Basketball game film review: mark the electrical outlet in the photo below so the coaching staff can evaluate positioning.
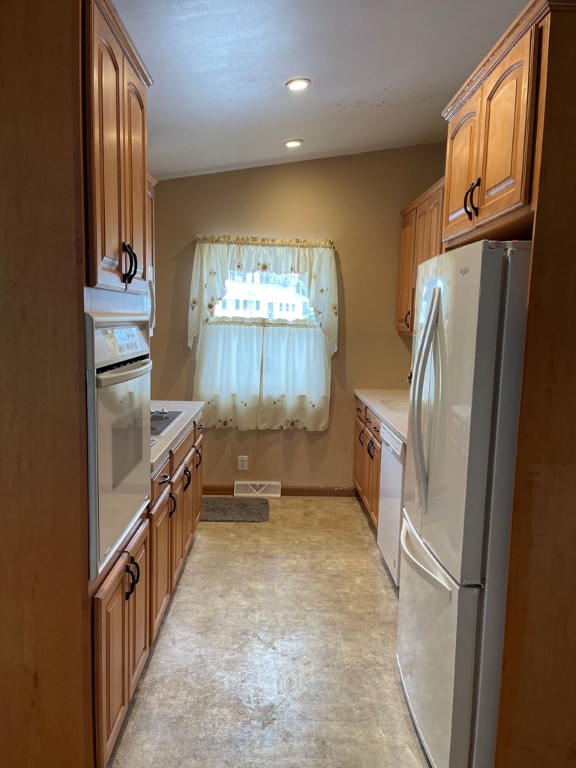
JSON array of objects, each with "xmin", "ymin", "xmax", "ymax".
[{"xmin": 237, "ymin": 455, "xmax": 248, "ymax": 471}]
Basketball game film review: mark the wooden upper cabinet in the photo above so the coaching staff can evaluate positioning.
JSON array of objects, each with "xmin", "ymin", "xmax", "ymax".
[
  {"xmin": 122, "ymin": 58, "xmax": 149, "ymax": 289},
  {"xmin": 396, "ymin": 207, "xmax": 417, "ymax": 333},
  {"xmin": 91, "ymin": 5, "xmax": 124, "ymax": 290},
  {"xmin": 87, "ymin": 0, "xmax": 152, "ymax": 294},
  {"xmin": 396, "ymin": 178, "xmax": 444, "ymax": 335},
  {"xmin": 442, "ymin": 24, "xmax": 537, "ymax": 244},
  {"xmin": 427, "ymin": 185, "xmax": 443, "ymax": 256},
  {"xmin": 414, "ymin": 197, "xmax": 431, "ymax": 271},
  {"xmin": 475, "ymin": 30, "xmax": 536, "ymax": 225},
  {"xmin": 443, "ymin": 90, "xmax": 482, "ymax": 241}
]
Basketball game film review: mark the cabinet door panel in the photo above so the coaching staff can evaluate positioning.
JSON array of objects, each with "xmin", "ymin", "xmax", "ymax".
[
  {"xmin": 414, "ymin": 199, "xmax": 431, "ymax": 272},
  {"xmin": 126, "ymin": 520, "xmax": 149, "ymax": 698},
  {"xmin": 170, "ymin": 470, "xmax": 186, "ymax": 590},
  {"xmin": 94, "ymin": 553, "xmax": 129, "ymax": 768},
  {"xmin": 427, "ymin": 187, "xmax": 443, "ymax": 261},
  {"xmin": 475, "ymin": 30, "xmax": 536, "ymax": 223},
  {"xmin": 353, "ymin": 416, "xmax": 365, "ymax": 495},
  {"xmin": 396, "ymin": 208, "xmax": 416, "ymax": 333},
  {"xmin": 90, "ymin": 6, "xmax": 125, "ymax": 290},
  {"xmin": 182, "ymin": 446, "xmax": 196, "ymax": 556},
  {"xmin": 150, "ymin": 488, "xmax": 171, "ymax": 642},
  {"xmin": 123, "ymin": 59, "xmax": 149, "ymax": 293},
  {"xmin": 369, "ymin": 437, "xmax": 382, "ymax": 528},
  {"xmin": 193, "ymin": 436, "xmax": 204, "ymax": 531},
  {"xmin": 442, "ymin": 90, "xmax": 482, "ymax": 241}
]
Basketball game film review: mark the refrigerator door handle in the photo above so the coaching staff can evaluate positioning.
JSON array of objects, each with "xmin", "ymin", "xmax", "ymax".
[
  {"xmin": 410, "ymin": 287, "xmax": 440, "ymax": 508},
  {"xmin": 401, "ymin": 518, "xmax": 452, "ymax": 599}
]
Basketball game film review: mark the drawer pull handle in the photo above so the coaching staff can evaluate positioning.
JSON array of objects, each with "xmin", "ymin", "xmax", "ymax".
[
  {"xmin": 158, "ymin": 472, "xmax": 170, "ymax": 485},
  {"xmin": 169, "ymin": 492, "xmax": 177, "ymax": 517},
  {"xmin": 130, "ymin": 555, "xmax": 141, "ymax": 585},
  {"xmin": 470, "ymin": 177, "xmax": 480, "ymax": 216},
  {"xmin": 125, "ymin": 564, "xmax": 136, "ymax": 600},
  {"xmin": 463, "ymin": 183, "xmax": 473, "ymax": 221}
]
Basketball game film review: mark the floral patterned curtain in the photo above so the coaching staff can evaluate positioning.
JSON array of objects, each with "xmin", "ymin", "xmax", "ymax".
[{"xmin": 188, "ymin": 235, "xmax": 338, "ymax": 430}]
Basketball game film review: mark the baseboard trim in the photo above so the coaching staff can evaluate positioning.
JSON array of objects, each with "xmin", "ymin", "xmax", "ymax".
[{"xmin": 203, "ymin": 484, "xmax": 356, "ymax": 497}]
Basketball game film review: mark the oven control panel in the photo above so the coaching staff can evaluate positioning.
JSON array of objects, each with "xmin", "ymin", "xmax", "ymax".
[
  {"xmin": 85, "ymin": 311, "xmax": 151, "ymax": 369},
  {"xmin": 101, "ymin": 326, "xmax": 146, "ymax": 359}
]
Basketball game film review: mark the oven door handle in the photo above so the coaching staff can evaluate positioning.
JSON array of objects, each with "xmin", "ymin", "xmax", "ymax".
[{"xmin": 96, "ymin": 359, "xmax": 153, "ymax": 388}]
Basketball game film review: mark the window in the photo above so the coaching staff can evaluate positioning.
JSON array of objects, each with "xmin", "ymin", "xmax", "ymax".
[{"xmin": 188, "ymin": 235, "xmax": 338, "ymax": 430}]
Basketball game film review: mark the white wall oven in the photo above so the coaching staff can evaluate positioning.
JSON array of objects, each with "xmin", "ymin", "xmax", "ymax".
[{"xmin": 86, "ymin": 312, "xmax": 152, "ymax": 580}]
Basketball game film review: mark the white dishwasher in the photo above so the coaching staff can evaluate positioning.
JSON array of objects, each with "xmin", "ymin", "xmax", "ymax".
[{"xmin": 376, "ymin": 422, "xmax": 406, "ymax": 586}]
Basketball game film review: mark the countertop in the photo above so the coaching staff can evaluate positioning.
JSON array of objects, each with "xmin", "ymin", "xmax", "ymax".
[
  {"xmin": 354, "ymin": 388, "xmax": 409, "ymax": 442},
  {"xmin": 150, "ymin": 400, "xmax": 204, "ymax": 473}
]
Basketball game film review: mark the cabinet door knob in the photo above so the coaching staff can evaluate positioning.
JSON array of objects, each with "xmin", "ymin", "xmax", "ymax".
[
  {"xmin": 183, "ymin": 467, "xmax": 192, "ymax": 491},
  {"xmin": 169, "ymin": 492, "xmax": 177, "ymax": 517}
]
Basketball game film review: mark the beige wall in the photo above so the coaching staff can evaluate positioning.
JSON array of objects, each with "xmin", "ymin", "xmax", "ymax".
[{"xmin": 151, "ymin": 143, "xmax": 445, "ymax": 490}]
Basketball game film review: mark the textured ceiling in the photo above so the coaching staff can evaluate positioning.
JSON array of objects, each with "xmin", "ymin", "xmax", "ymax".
[{"xmin": 115, "ymin": 0, "xmax": 528, "ymax": 180}]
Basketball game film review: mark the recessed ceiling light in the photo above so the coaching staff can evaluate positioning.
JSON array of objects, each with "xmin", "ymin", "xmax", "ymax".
[
  {"xmin": 284, "ymin": 139, "xmax": 303, "ymax": 149},
  {"xmin": 285, "ymin": 78, "xmax": 311, "ymax": 92}
]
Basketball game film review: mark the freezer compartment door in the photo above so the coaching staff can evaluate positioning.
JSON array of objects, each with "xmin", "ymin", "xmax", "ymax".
[{"xmin": 397, "ymin": 515, "xmax": 480, "ymax": 768}]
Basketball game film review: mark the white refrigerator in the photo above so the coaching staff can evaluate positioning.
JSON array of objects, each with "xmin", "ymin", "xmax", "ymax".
[{"xmin": 396, "ymin": 240, "xmax": 531, "ymax": 768}]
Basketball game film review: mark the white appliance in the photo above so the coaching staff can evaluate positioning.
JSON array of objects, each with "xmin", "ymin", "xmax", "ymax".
[
  {"xmin": 396, "ymin": 240, "xmax": 531, "ymax": 768},
  {"xmin": 86, "ymin": 312, "xmax": 152, "ymax": 580},
  {"xmin": 376, "ymin": 422, "xmax": 405, "ymax": 586}
]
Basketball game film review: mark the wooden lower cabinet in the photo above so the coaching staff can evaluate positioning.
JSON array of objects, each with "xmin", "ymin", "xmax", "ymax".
[
  {"xmin": 149, "ymin": 485, "xmax": 172, "ymax": 642},
  {"xmin": 94, "ymin": 518, "xmax": 149, "ymax": 768},
  {"xmin": 367, "ymin": 432, "xmax": 381, "ymax": 528},
  {"xmin": 127, "ymin": 523, "xmax": 150, "ymax": 698},
  {"xmin": 170, "ymin": 463, "xmax": 186, "ymax": 590},
  {"xmin": 181, "ymin": 446, "xmax": 196, "ymax": 556},
  {"xmin": 353, "ymin": 398, "xmax": 382, "ymax": 528},
  {"xmin": 353, "ymin": 415, "xmax": 365, "ymax": 497},
  {"xmin": 192, "ymin": 434, "xmax": 203, "ymax": 533},
  {"xmin": 93, "ymin": 417, "xmax": 205, "ymax": 764}
]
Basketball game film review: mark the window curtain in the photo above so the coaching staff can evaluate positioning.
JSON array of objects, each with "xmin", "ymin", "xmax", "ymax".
[{"xmin": 188, "ymin": 235, "xmax": 338, "ymax": 430}]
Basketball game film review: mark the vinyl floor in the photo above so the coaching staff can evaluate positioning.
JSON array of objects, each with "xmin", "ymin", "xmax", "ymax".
[{"xmin": 109, "ymin": 496, "xmax": 429, "ymax": 768}]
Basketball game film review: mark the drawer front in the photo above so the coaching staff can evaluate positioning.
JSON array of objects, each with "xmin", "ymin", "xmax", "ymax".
[
  {"xmin": 151, "ymin": 457, "xmax": 170, "ymax": 505},
  {"xmin": 365, "ymin": 408, "xmax": 382, "ymax": 440},
  {"xmin": 170, "ymin": 427, "xmax": 195, "ymax": 474},
  {"xmin": 354, "ymin": 397, "xmax": 366, "ymax": 422}
]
